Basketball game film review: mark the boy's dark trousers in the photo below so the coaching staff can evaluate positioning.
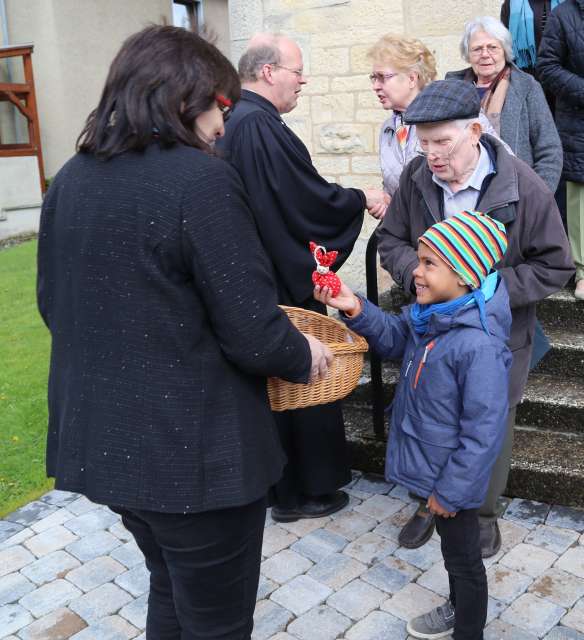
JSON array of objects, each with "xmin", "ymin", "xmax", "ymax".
[
  {"xmin": 110, "ymin": 497, "xmax": 266, "ymax": 640},
  {"xmin": 436, "ymin": 508, "xmax": 487, "ymax": 640}
]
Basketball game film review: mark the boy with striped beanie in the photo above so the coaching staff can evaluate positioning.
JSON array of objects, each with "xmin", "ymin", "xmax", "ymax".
[{"xmin": 314, "ymin": 210, "xmax": 511, "ymax": 640}]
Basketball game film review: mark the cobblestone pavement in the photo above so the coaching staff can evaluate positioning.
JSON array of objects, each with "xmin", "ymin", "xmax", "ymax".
[{"xmin": 2, "ymin": 472, "xmax": 584, "ymax": 639}]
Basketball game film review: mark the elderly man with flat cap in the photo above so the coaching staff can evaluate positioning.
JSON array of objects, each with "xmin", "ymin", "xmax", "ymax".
[{"xmin": 376, "ymin": 77, "xmax": 573, "ymax": 639}]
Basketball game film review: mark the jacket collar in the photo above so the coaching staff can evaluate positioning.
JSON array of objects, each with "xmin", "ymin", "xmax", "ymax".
[
  {"xmin": 411, "ymin": 134, "xmax": 518, "ymax": 225},
  {"xmin": 240, "ymin": 89, "xmax": 282, "ymax": 120}
]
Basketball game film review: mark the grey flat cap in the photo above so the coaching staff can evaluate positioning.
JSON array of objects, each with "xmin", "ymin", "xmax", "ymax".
[{"xmin": 404, "ymin": 79, "xmax": 481, "ymax": 124}]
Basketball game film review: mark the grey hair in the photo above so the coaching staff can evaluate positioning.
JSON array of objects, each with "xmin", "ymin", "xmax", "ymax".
[
  {"xmin": 460, "ymin": 16, "xmax": 514, "ymax": 63},
  {"xmin": 238, "ymin": 43, "xmax": 281, "ymax": 82},
  {"xmin": 454, "ymin": 117, "xmax": 481, "ymax": 130}
]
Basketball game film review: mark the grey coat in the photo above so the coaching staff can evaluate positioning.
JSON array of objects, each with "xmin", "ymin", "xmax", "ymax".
[{"xmin": 446, "ymin": 65, "xmax": 563, "ymax": 192}]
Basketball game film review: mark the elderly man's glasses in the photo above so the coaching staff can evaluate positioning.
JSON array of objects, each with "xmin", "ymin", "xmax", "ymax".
[
  {"xmin": 369, "ymin": 72, "xmax": 399, "ymax": 84},
  {"xmin": 469, "ymin": 44, "xmax": 502, "ymax": 58},
  {"xmin": 418, "ymin": 123, "xmax": 471, "ymax": 160},
  {"xmin": 272, "ymin": 64, "xmax": 304, "ymax": 77},
  {"xmin": 216, "ymin": 94, "xmax": 233, "ymax": 122}
]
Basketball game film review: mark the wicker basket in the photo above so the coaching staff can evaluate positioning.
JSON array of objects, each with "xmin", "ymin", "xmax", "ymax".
[{"xmin": 267, "ymin": 306, "xmax": 368, "ymax": 412}]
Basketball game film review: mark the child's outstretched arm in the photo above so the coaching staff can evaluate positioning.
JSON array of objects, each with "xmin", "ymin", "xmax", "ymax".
[{"xmin": 314, "ymin": 283, "xmax": 410, "ymax": 360}]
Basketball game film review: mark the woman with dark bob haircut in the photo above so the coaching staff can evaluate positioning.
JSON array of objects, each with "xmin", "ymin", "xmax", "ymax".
[{"xmin": 37, "ymin": 25, "xmax": 331, "ymax": 639}]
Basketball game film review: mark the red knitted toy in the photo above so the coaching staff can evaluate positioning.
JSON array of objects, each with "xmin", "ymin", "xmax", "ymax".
[{"xmin": 310, "ymin": 241, "xmax": 341, "ymax": 297}]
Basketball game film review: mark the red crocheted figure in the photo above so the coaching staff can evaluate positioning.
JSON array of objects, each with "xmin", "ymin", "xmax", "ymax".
[{"xmin": 310, "ymin": 241, "xmax": 341, "ymax": 297}]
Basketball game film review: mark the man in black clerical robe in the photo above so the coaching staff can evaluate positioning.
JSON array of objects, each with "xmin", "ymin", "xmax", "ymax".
[{"xmin": 218, "ymin": 33, "xmax": 387, "ymax": 522}]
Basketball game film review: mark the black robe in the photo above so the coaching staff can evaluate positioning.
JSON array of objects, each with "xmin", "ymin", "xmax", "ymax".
[{"xmin": 218, "ymin": 90, "xmax": 365, "ymax": 504}]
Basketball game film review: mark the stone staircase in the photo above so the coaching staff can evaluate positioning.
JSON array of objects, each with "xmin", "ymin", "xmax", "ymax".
[{"xmin": 343, "ymin": 287, "xmax": 584, "ymax": 507}]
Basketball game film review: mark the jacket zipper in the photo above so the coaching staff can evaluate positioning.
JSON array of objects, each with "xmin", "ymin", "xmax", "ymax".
[{"xmin": 414, "ymin": 340, "xmax": 436, "ymax": 389}]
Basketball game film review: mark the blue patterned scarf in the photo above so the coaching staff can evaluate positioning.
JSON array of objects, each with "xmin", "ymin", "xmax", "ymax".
[{"xmin": 509, "ymin": 0, "xmax": 564, "ymax": 69}]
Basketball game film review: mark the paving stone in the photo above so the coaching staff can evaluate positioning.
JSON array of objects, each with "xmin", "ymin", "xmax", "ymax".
[
  {"xmin": 343, "ymin": 532, "xmax": 398, "ymax": 565},
  {"xmin": 352, "ymin": 475, "xmax": 394, "ymax": 495},
  {"xmin": 66, "ymin": 496, "xmax": 100, "ymax": 516},
  {"xmin": 69, "ymin": 614, "xmax": 139, "ymax": 639},
  {"xmin": 500, "ymin": 543, "xmax": 558, "ymax": 578},
  {"xmin": 31, "ymin": 509, "xmax": 73, "ymax": 533},
  {"xmin": 0, "ymin": 522, "xmax": 24, "ymax": 545},
  {"xmin": 325, "ymin": 512, "xmax": 377, "ymax": 541},
  {"xmin": 326, "ymin": 578, "xmax": 387, "ymax": 620},
  {"xmin": 381, "ymin": 583, "xmax": 445, "ymax": 622},
  {"xmin": 21, "ymin": 550, "xmax": 80, "ymax": 585},
  {"xmin": 270, "ymin": 574, "xmax": 332, "ymax": 616},
  {"xmin": 499, "ymin": 518, "xmax": 531, "ymax": 552},
  {"xmin": 416, "ymin": 560, "xmax": 450, "ymax": 597},
  {"xmin": 3, "ymin": 501, "xmax": 56, "ymax": 527},
  {"xmin": 261, "ymin": 526, "xmax": 298, "ymax": 558},
  {"xmin": 526, "ymin": 525, "xmax": 580, "ymax": 555},
  {"xmin": 109, "ymin": 541, "xmax": 144, "ymax": 568},
  {"xmin": 557, "ymin": 547, "xmax": 584, "ymax": 579},
  {"xmin": 290, "ymin": 529, "xmax": 347, "ymax": 563},
  {"xmin": 372, "ymin": 508, "xmax": 418, "ymax": 544},
  {"xmin": 64, "ymin": 509, "xmax": 120, "ymax": 537},
  {"xmin": 70, "ymin": 582, "xmax": 134, "ymax": 623},
  {"xmin": 504, "ymin": 498, "xmax": 551, "ymax": 527},
  {"xmin": 40, "ymin": 490, "xmax": 81, "ymax": 507},
  {"xmin": 261, "ymin": 549, "xmax": 312, "ymax": 584},
  {"xmin": 329, "ymin": 494, "xmax": 362, "ymax": 518},
  {"xmin": 0, "ymin": 546, "xmax": 34, "ymax": 577},
  {"xmin": 0, "ymin": 527, "xmax": 34, "ymax": 550},
  {"xmin": 135, "ymin": 635, "xmax": 145, "ymax": 640},
  {"xmin": 548, "ymin": 507, "xmax": 584, "ymax": 533},
  {"xmin": 257, "ymin": 575, "xmax": 277, "ymax": 601},
  {"xmin": 286, "ymin": 604, "xmax": 351, "ymax": 640},
  {"xmin": 19, "ymin": 579, "xmax": 82, "ymax": 617},
  {"xmin": 361, "ymin": 556, "xmax": 420, "ymax": 594},
  {"xmin": 484, "ymin": 618, "xmax": 539, "ymax": 639},
  {"xmin": 24, "ymin": 526, "xmax": 78, "ymax": 557},
  {"xmin": 251, "ymin": 599, "xmax": 293, "ymax": 640},
  {"xmin": 114, "ymin": 565, "xmax": 150, "ymax": 597},
  {"xmin": 0, "ymin": 603, "xmax": 33, "ymax": 637},
  {"xmin": 109, "ymin": 521, "xmax": 134, "ymax": 543},
  {"xmin": 67, "ymin": 556, "xmax": 126, "ymax": 592},
  {"xmin": 530, "ymin": 569, "xmax": 584, "ymax": 608},
  {"xmin": 67, "ymin": 530, "xmax": 121, "ymax": 562},
  {"xmin": 18, "ymin": 607, "xmax": 87, "ymax": 639},
  {"xmin": 345, "ymin": 610, "xmax": 408, "ymax": 640},
  {"xmin": 487, "ymin": 565, "xmax": 533, "ymax": 604},
  {"xmin": 387, "ymin": 485, "xmax": 417, "ymax": 503},
  {"xmin": 266, "ymin": 634, "xmax": 295, "ymax": 640},
  {"xmin": 500, "ymin": 592, "xmax": 566, "ymax": 637},
  {"xmin": 487, "ymin": 596, "xmax": 508, "ymax": 623},
  {"xmin": 278, "ymin": 517, "xmax": 330, "ymax": 538},
  {"xmin": 307, "ymin": 553, "xmax": 366, "ymax": 589},
  {"xmin": 562, "ymin": 599, "xmax": 584, "ymax": 634},
  {"xmin": 0, "ymin": 573, "xmax": 35, "ymax": 605},
  {"xmin": 118, "ymin": 593, "xmax": 147, "ymax": 629},
  {"xmin": 353, "ymin": 495, "xmax": 405, "ymax": 522},
  {"xmin": 546, "ymin": 625, "xmax": 584, "ymax": 639},
  {"xmin": 394, "ymin": 538, "xmax": 442, "ymax": 571}
]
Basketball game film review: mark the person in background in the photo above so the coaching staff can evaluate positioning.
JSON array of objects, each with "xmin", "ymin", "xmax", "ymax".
[
  {"xmin": 218, "ymin": 33, "xmax": 387, "ymax": 523},
  {"xmin": 538, "ymin": 0, "xmax": 584, "ymax": 300},
  {"xmin": 446, "ymin": 15, "xmax": 562, "ymax": 194},
  {"xmin": 37, "ymin": 25, "xmax": 332, "ymax": 639}
]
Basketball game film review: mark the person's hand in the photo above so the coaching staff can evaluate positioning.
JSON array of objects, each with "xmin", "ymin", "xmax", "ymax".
[
  {"xmin": 303, "ymin": 334, "xmax": 334, "ymax": 383},
  {"xmin": 364, "ymin": 189, "xmax": 391, "ymax": 220},
  {"xmin": 314, "ymin": 282, "xmax": 361, "ymax": 316},
  {"xmin": 427, "ymin": 494, "xmax": 457, "ymax": 518}
]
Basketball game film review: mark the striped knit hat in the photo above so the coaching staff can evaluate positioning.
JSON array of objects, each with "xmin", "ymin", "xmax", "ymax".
[{"xmin": 419, "ymin": 210, "xmax": 508, "ymax": 289}]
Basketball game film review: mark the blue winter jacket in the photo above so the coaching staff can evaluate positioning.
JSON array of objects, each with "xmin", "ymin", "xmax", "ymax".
[{"xmin": 344, "ymin": 277, "xmax": 512, "ymax": 512}]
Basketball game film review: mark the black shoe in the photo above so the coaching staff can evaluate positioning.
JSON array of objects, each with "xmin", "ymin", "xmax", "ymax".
[
  {"xmin": 479, "ymin": 519, "xmax": 502, "ymax": 558},
  {"xmin": 398, "ymin": 505, "xmax": 435, "ymax": 549},
  {"xmin": 271, "ymin": 490, "xmax": 349, "ymax": 523}
]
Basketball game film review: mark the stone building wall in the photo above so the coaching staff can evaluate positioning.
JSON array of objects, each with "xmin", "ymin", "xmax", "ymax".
[{"xmin": 228, "ymin": 0, "xmax": 505, "ymax": 290}]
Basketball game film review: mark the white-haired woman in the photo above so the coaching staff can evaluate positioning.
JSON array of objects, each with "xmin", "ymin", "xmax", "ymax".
[{"xmin": 446, "ymin": 15, "xmax": 562, "ymax": 192}]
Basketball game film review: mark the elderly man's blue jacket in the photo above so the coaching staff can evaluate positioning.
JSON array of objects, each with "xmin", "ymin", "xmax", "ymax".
[{"xmin": 344, "ymin": 278, "xmax": 512, "ymax": 512}]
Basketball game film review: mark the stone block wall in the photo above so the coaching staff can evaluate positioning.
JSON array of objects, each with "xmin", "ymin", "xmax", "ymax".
[{"xmin": 229, "ymin": 0, "xmax": 505, "ymax": 290}]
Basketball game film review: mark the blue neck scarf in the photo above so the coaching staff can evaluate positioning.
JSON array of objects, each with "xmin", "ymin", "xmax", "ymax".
[
  {"xmin": 509, "ymin": 0, "xmax": 564, "ymax": 69},
  {"xmin": 410, "ymin": 272, "xmax": 498, "ymax": 336}
]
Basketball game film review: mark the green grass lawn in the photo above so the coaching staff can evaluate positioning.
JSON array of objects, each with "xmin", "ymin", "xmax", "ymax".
[{"xmin": 0, "ymin": 239, "xmax": 53, "ymax": 517}]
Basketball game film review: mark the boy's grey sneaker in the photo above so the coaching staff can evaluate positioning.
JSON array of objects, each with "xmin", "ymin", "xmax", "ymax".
[{"xmin": 406, "ymin": 601, "xmax": 455, "ymax": 639}]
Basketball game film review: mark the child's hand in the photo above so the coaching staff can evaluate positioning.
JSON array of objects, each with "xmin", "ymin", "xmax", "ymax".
[
  {"xmin": 314, "ymin": 282, "xmax": 360, "ymax": 316},
  {"xmin": 427, "ymin": 494, "xmax": 457, "ymax": 518}
]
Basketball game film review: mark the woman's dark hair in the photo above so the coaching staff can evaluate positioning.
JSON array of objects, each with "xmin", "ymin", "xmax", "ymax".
[{"xmin": 77, "ymin": 25, "xmax": 240, "ymax": 159}]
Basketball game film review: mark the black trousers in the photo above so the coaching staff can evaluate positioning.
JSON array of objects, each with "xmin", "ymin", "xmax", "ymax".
[
  {"xmin": 436, "ymin": 509, "xmax": 487, "ymax": 640},
  {"xmin": 110, "ymin": 497, "xmax": 266, "ymax": 640}
]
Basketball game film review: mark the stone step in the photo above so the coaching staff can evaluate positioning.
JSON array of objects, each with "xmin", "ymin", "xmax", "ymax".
[
  {"xmin": 532, "ymin": 326, "xmax": 584, "ymax": 379},
  {"xmin": 343, "ymin": 404, "xmax": 584, "ymax": 507},
  {"xmin": 346, "ymin": 364, "xmax": 584, "ymax": 435}
]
